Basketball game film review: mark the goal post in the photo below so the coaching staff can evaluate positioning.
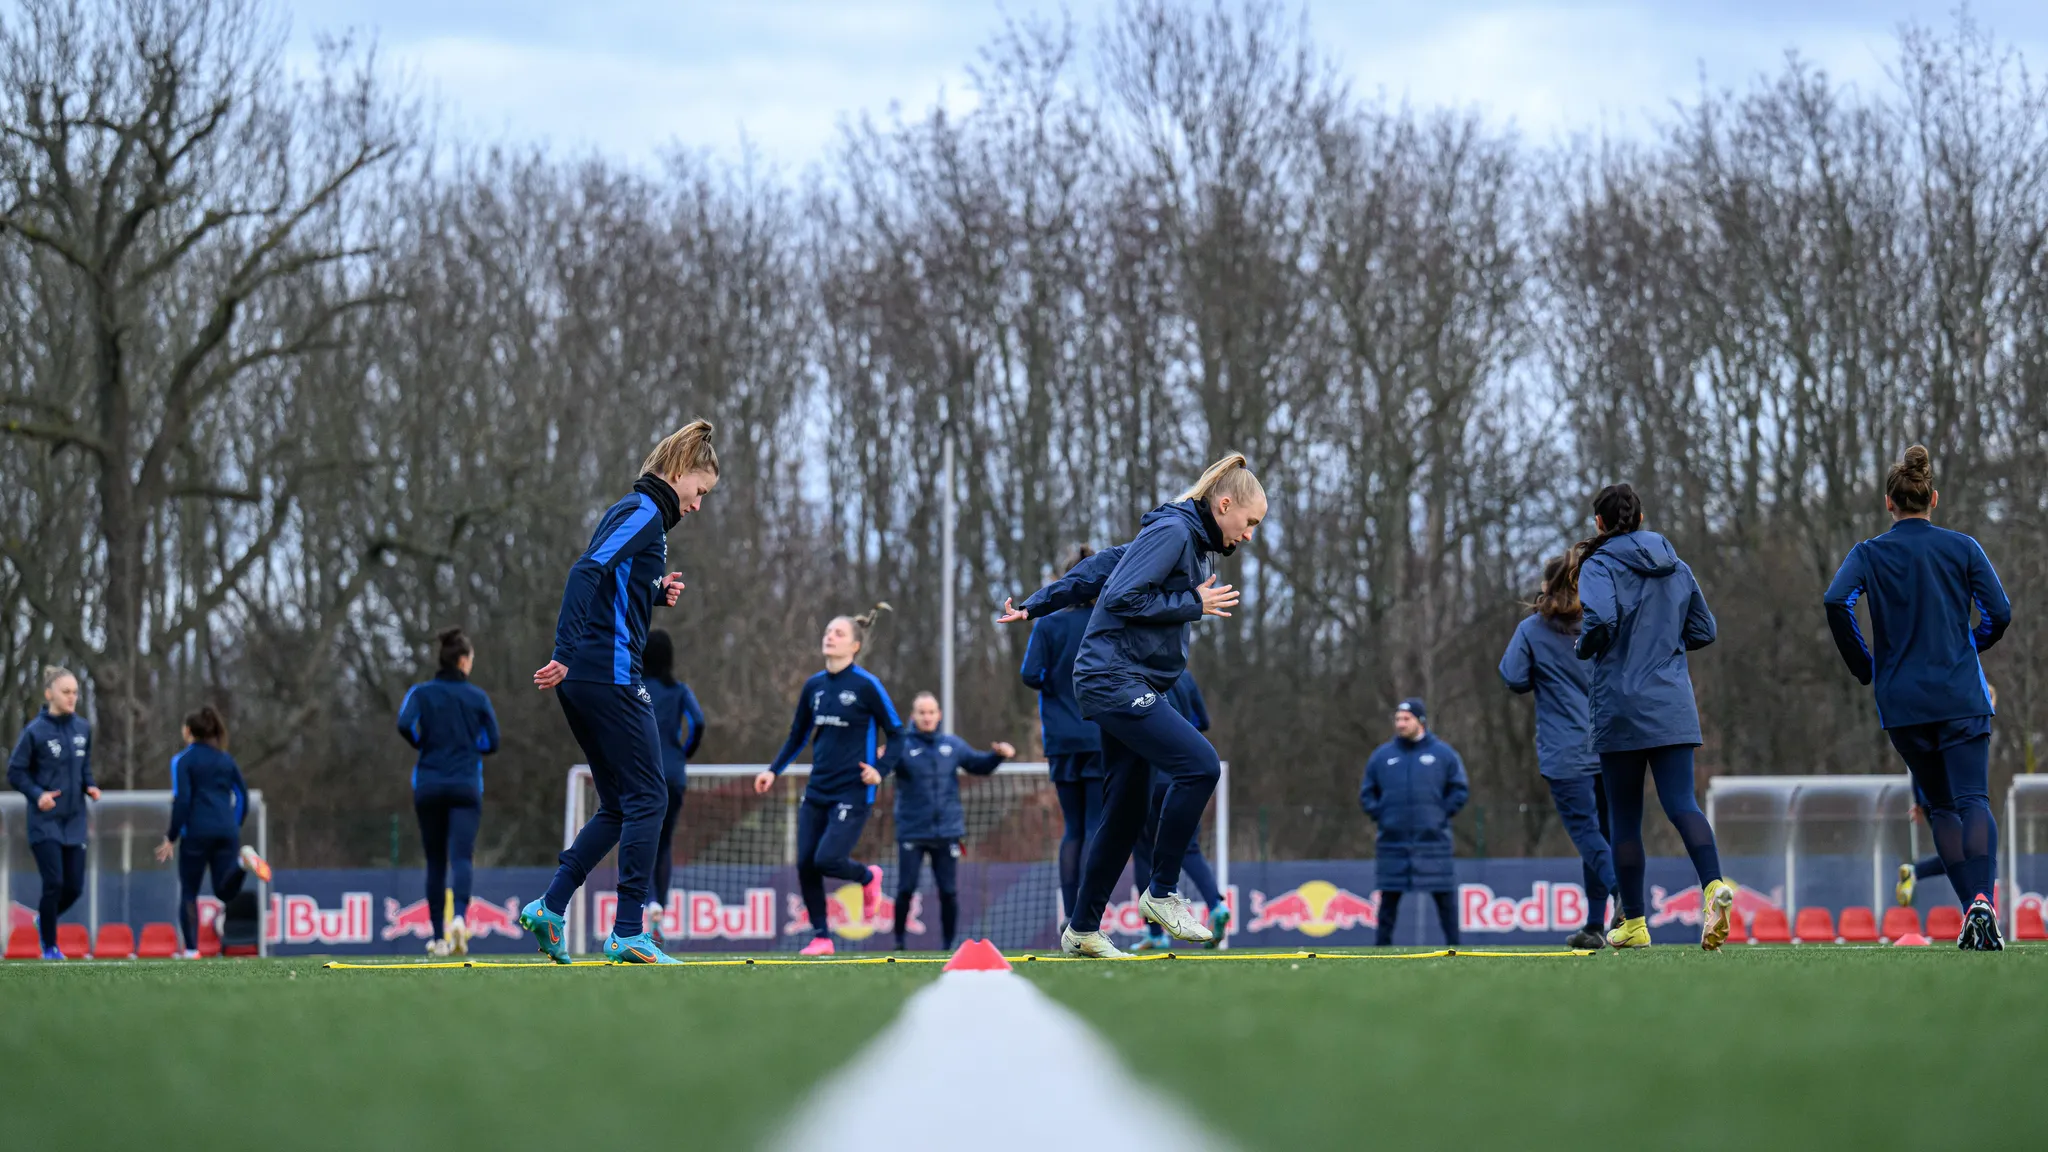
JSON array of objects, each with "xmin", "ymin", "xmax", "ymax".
[
  {"xmin": 2004, "ymin": 775, "xmax": 2048, "ymax": 938},
  {"xmin": 562, "ymin": 761, "xmax": 1230, "ymax": 954}
]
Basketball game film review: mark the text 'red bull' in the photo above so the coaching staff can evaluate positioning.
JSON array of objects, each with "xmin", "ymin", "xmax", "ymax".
[
  {"xmin": 592, "ymin": 889, "xmax": 777, "ymax": 941},
  {"xmin": 1459, "ymin": 882, "xmax": 1611, "ymax": 933},
  {"xmin": 253, "ymin": 892, "xmax": 373, "ymax": 945}
]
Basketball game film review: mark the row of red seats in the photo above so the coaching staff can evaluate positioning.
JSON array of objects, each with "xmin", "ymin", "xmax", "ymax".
[
  {"xmin": 1727, "ymin": 903, "xmax": 2048, "ymax": 944},
  {"xmin": 3, "ymin": 921, "xmax": 240, "ymax": 959}
]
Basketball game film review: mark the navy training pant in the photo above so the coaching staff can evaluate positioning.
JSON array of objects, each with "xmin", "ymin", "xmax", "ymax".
[
  {"xmin": 1377, "ymin": 889, "xmax": 1459, "ymax": 947},
  {"xmin": 1070, "ymin": 696, "xmax": 1220, "ymax": 933},
  {"xmin": 29, "ymin": 841, "xmax": 85, "ymax": 951},
  {"xmin": 894, "ymin": 838, "xmax": 960, "ymax": 948},
  {"xmin": 796, "ymin": 797, "xmax": 872, "ymax": 940},
  {"xmin": 652, "ymin": 781, "xmax": 687, "ymax": 908},
  {"xmin": 1130, "ymin": 771, "xmax": 1222, "ymax": 908},
  {"xmin": 543, "ymin": 680, "xmax": 666, "ymax": 939},
  {"xmin": 176, "ymin": 834, "xmax": 248, "ymax": 952},
  {"xmin": 1545, "ymin": 774, "xmax": 1617, "ymax": 929},
  {"xmin": 1054, "ymin": 777, "xmax": 1106, "ymax": 920},
  {"xmin": 415, "ymin": 791, "xmax": 480, "ymax": 939},
  {"xmin": 1891, "ymin": 729, "xmax": 1995, "ymax": 906},
  {"xmin": 1601, "ymin": 745, "xmax": 1722, "ymax": 920}
]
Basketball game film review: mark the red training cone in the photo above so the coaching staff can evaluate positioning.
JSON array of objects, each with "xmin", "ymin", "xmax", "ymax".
[
  {"xmin": 1891, "ymin": 933, "xmax": 1930, "ymax": 947},
  {"xmin": 943, "ymin": 938, "xmax": 1012, "ymax": 972}
]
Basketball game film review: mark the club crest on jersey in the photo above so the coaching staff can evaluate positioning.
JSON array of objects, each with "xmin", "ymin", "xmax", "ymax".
[
  {"xmin": 47, "ymin": 740, "xmax": 62, "ymax": 757},
  {"xmin": 1420, "ymin": 754, "xmax": 1436, "ymax": 765},
  {"xmin": 1132, "ymin": 692, "xmax": 1157, "ymax": 709},
  {"xmin": 636, "ymin": 685, "xmax": 652, "ymax": 705},
  {"xmin": 839, "ymin": 690, "xmax": 858, "ymax": 706}
]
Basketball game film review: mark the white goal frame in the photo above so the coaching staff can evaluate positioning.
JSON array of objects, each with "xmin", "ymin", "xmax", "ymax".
[
  {"xmin": 2005, "ymin": 775, "xmax": 2048, "ymax": 937},
  {"xmin": 1704, "ymin": 775, "xmax": 1914, "ymax": 921}
]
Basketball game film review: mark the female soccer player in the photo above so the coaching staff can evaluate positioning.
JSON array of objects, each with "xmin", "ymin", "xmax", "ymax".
[
  {"xmin": 890, "ymin": 691, "xmax": 1014, "ymax": 950},
  {"xmin": 1129, "ymin": 669, "xmax": 1229, "ymax": 951},
  {"xmin": 522, "ymin": 420, "xmax": 719, "ymax": 965},
  {"xmin": 8, "ymin": 666, "xmax": 100, "ymax": 959},
  {"xmin": 1500, "ymin": 554, "xmax": 1618, "ymax": 950},
  {"xmin": 1570, "ymin": 484, "xmax": 1735, "ymax": 951},
  {"xmin": 1055, "ymin": 453, "xmax": 1265, "ymax": 958},
  {"xmin": 1825, "ymin": 445, "xmax": 2011, "ymax": 949},
  {"xmin": 153, "ymin": 705, "xmax": 272, "ymax": 958},
  {"xmin": 397, "ymin": 627, "xmax": 500, "ymax": 956},
  {"xmin": 643, "ymin": 628, "xmax": 705, "ymax": 940},
  {"xmin": 754, "ymin": 605, "xmax": 904, "ymax": 956},
  {"xmin": 1018, "ymin": 545, "xmax": 1107, "ymax": 925}
]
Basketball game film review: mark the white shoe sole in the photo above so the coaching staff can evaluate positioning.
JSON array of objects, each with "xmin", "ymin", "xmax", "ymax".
[{"xmin": 1137, "ymin": 892, "xmax": 1213, "ymax": 943}]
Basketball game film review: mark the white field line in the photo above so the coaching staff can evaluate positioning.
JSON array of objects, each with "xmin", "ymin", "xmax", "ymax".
[{"xmin": 774, "ymin": 969, "xmax": 1230, "ymax": 1152}]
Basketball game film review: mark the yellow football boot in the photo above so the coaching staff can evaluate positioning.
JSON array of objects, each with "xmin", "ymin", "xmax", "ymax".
[
  {"xmin": 1607, "ymin": 916, "xmax": 1651, "ymax": 949},
  {"xmin": 1700, "ymin": 879, "xmax": 1737, "ymax": 951}
]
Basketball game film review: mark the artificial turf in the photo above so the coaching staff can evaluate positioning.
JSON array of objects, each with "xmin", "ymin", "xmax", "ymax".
[{"xmin": 1, "ymin": 946, "xmax": 2040, "ymax": 1151}]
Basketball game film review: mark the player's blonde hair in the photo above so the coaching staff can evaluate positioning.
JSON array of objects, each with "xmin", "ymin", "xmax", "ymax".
[
  {"xmin": 641, "ymin": 419, "xmax": 719, "ymax": 479},
  {"xmin": 1178, "ymin": 453, "xmax": 1266, "ymax": 506}
]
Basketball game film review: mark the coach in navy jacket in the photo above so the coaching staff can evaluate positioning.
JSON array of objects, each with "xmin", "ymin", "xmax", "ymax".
[
  {"xmin": 1574, "ymin": 531, "xmax": 1716, "ymax": 752},
  {"xmin": 1360, "ymin": 704, "xmax": 1470, "ymax": 892},
  {"xmin": 893, "ymin": 727, "xmax": 1007, "ymax": 842}
]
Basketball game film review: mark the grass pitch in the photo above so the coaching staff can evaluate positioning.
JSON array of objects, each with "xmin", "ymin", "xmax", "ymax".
[{"xmin": 1, "ymin": 946, "xmax": 2040, "ymax": 1150}]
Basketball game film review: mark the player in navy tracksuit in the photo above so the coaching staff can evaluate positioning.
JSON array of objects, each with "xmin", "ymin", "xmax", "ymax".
[
  {"xmin": 890, "ymin": 691, "xmax": 1013, "ymax": 950},
  {"xmin": 154, "ymin": 706, "xmax": 272, "ymax": 956},
  {"xmin": 1360, "ymin": 699, "xmax": 1468, "ymax": 947},
  {"xmin": 7, "ymin": 667, "xmax": 101, "ymax": 959},
  {"xmin": 642, "ymin": 628, "xmax": 705, "ymax": 940},
  {"xmin": 1825, "ymin": 445, "xmax": 2012, "ymax": 950},
  {"xmin": 1571, "ymin": 484, "xmax": 1736, "ymax": 951},
  {"xmin": 397, "ymin": 627, "xmax": 500, "ymax": 956},
  {"xmin": 523, "ymin": 420, "xmax": 719, "ymax": 965},
  {"xmin": 756, "ymin": 605, "xmax": 905, "ymax": 956},
  {"xmin": 1017, "ymin": 455, "xmax": 1265, "ymax": 958},
  {"xmin": 1017, "ymin": 545, "xmax": 1109, "ymax": 923},
  {"xmin": 1500, "ymin": 554, "xmax": 1618, "ymax": 950},
  {"xmin": 1129, "ymin": 670, "xmax": 1229, "ymax": 951}
]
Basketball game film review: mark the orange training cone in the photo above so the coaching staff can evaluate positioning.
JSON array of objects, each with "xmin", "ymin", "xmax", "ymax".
[
  {"xmin": 1891, "ymin": 933, "xmax": 1930, "ymax": 946},
  {"xmin": 943, "ymin": 938, "xmax": 1012, "ymax": 972}
]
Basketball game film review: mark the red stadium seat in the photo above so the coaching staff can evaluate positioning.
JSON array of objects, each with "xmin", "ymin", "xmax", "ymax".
[
  {"xmin": 137, "ymin": 922, "xmax": 180, "ymax": 958},
  {"xmin": 1793, "ymin": 907, "xmax": 1836, "ymax": 943},
  {"xmin": 1725, "ymin": 910, "xmax": 1749, "ymax": 944},
  {"xmin": 1749, "ymin": 908, "xmax": 1792, "ymax": 943},
  {"xmin": 198, "ymin": 921, "xmax": 222, "ymax": 957},
  {"xmin": 1838, "ymin": 907, "xmax": 1879, "ymax": 943},
  {"xmin": 1880, "ymin": 906, "xmax": 1922, "ymax": 942},
  {"xmin": 56, "ymin": 923, "xmax": 89, "ymax": 958},
  {"xmin": 5, "ymin": 925, "xmax": 39, "ymax": 959},
  {"xmin": 2018, "ymin": 907, "xmax": 2048, "ymax": 941},
  {"xmin": 1927, "ymin": 905, "xmax": 1964, "ymax": 942},
  {"xmin": 93, "ymin": 923, "xmax": 136, "ymax": 959}
]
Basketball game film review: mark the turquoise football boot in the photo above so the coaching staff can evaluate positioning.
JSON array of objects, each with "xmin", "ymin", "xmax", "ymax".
[
  {"xmin": 605, "ymin": 930, "xmax": 683, "ymax": 964},
  {"xmin": 518, "ymin": 898, "xmax": 572, "ymax": 965}
]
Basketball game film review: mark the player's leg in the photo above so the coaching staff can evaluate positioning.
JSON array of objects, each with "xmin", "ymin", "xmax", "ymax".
[
  {"xmin": 415, "ymin": 794, "xmax": 452, "ymax": 943},
  {"xmin": 650, "ymin": 780, "xmax": 685, "ymax": 935},
  {"xmin": 1942, "ymin": 735, "xmax": 2001, "ymax": 949},
  {"xmin": 1430, "ymin": 889, "xmax": 1460, "ymax": 946},
  {"xmin": 604, "ymin": 688, "xmax": 666, "ymax": 945},
  {"xmin": 795, "ymin": 799, "xmax": 834, "ymax": 953},
  {"xmin": 1599, "ymin": 751, "xmax": 1651, "ymax": 947},
  {"xmin": 1064, "ymin": 731, "xmax": 1150, "ymax": 956},
  {"xmin": 445, "ymin": 799, "xmax": 480, "ymax": 954},
  {"xmin": 1099, "ymin": 703, "xmax": 1219, "ymax": 942},
  {"xmin": 1644, "ymin": 745, "xmax": 1734, "ymax": 950},
  {"xmin": 931, "ymin": 842, "xmax": 961, "ymax": 950},
  {"xmin": 810, "ymin": 801, "xmax": 878, "ymax": 930},
  {"xmin": 1547, "ymin": 774, "xmax": 1615, "ymax": 947},
  {"xmin": 173, "ymin": 839, "xmax": 208, "ymax": 956},
  {"xmin": 893, "ymin": 839, "xmax": 924, "ymax": 950},
  {"xmin": 1376, "ymin": 890, "xmax": 1404, "ymax": 947},
  {"xmin": 1054, "ymin": 777, "xmax": 1088, "ymax": 922},
  {"xmin": 1128, "ymin": 772, "xmax": 1168, "ymax": 951},
  {"xmin": 522, "ymin": 683, "xmax": 619, "ymax": 961},
  {"xmin": 1892, "ymin": 738, "xmax": 1971, "ymax": 907}
]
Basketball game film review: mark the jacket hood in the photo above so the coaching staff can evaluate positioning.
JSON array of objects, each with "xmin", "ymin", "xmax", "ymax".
[
  {"xmin": 1142, "ymin": 499, "xmax": 1231, "ymax": 556},
  {"xmin": 1593, "ymin": 530, "xmax": 1681, "ymax": 577}
]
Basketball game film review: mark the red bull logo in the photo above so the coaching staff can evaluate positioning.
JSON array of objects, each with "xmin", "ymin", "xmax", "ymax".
[
  {"xmin": 1244, "ymin": 880, "xmax": 1377, "ymax": 937},
  {"xmin": 1649, "ymin": 882, "xmax": 1781, "ymax": 927},
  {"xmin": 782, "ymin": 886, "xmax": 921, "ymax": 940},
  {"xmin": 381, "ymin": 897, "xmax": 525, "ymax": 941},
  {"xmin": 262, "ymin": 892, "xmax": 373, "ymax": 945},
  {"xmin": 1459, "ymin": 882, "xmax": 1609, "ymax": 933}
]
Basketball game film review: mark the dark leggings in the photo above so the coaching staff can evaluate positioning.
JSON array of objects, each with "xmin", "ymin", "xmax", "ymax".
[
  {"xmin": 175, "ymin": 835, "xmax": 248, "ymax": 952},
  {"xmin": 29, "ymin": 841, "xmax": 85, "ymax": 951},
  {"xmin": 1131, "ymin": 774, "xmax": 1222, "ymax": 908},
  {"xmin": 415, "ymin": 794, "xmax": 481, "ymax": 939},
  {"xmin": 796, "ymin": 798, "xmax": 872, "ymax": 939},
  {"xmin": 1893, "ymin": 734, "xmax": 1995, "ymax": 905},
  {"xmin": 894, "ymin": 840, "xmax": 961, "ymax": 948},
  {"xmin": 1545, "ymin": 774, "xmax": 1617, "ymax": 929},
  {"xmin": 1601, "ymin": 745, "xmax": 1722, "ymax": 920},
  {"xmin": 652, "ymin": 782, "xmax": 686, "ymax": 907},
  {"xmin": 1377, "ymin": 890, "xmax": 1460, "ymax": 947},
  {"xmin": 1071, "ymin": 701, "xmax": 1221, "ymax": 932},
  {"xmin": 1054, "ymin": 777, "xmax": 1106, "ymax": 920}
]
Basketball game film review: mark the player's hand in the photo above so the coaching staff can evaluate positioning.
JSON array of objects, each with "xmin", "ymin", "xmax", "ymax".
[
  {"xmin": 660, "ymin": 572, "xmax": 686, "ymax": 606},
  {"xmin": 995, "ymin": 597, "xmax": 1029, "ymax": 624},
  {"xmin": 36, "ymin": 791, "xmax": 58, "ymax": 812},
  {"xmin": 154, "ymin": 839, "xmax": 175, "ymax": 864},
  {"xmin": 533, "ymin": 661, "xmax": 567, "ymax": 690},
  {"xmin": 1198, "ymin": 574, "xmax": 1239, "ymax": 617},
  {"xmin": 859, "ymin": 763, "xmax": 882, "ymax": 786},
  {"xmin": 753, "ymin": 771, "xmax": 776, "ymax": 794},
  {"xmin": 991, "ymin": 742, "xmax": 1016, "ymax": 758},
  {"xmin": 85, "ymin": 786, "xmax": 101, "ymax": 801}
]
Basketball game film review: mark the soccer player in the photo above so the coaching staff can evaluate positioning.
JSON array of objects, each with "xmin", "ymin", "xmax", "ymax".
[
  {"xmin": 1017, "ymin": 546, "xmax": 1107, "ymax": 928},
  {"xmin": 890, "ymin": 691, "xmax": 1015, "ymax": 950},
  {"xmin": 1500, "ymin": 555, "xmax": 1618, "ymax": 950},
  {"xmin": 1056, "ymin": 453, "xmax": 1266, "ymax": 958},
  {"xmin": 1825, "ymin": 445, "xmax": 2011, "ymax": 950},
  {"xmin": 522, "ymin": 420, "xmax": 719, "ymax": 965},
  {"xmin": 753, "ymin": 605, "xmax": 904, "ymax": 956},
  {"xmin": 1129, "ymin": 669, "xmax": 1229, "ymax": 952},
  {"xmin": 397, "ymin": 627, "xmax": 499, "ymax": 956},
  {"xmin": 8, "ymin": 667, "xmax": 100, "ymax": 960},
  {"xmin": 1571, "ymin": 484, "xmax": 1736, "ymax": 951},
  {"xmin": 643, "ymin": 628, "xmax": 705, "ymax": 942},
  {"xmin": 1359, "ymin": 699, "xmax": 1468, "ymax": 948},
  {"xmin": 154, "ymin": 705, "xmax": 272, "ymax": 958}
]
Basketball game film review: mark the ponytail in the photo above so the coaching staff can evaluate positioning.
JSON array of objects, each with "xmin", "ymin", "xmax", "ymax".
[
  {"xmin": 1886, "ymin": 444, "xmax": 1934, "ymax": 514},
  {"xmin": 1178, "ymin": 453, "xmax": 1266, "ymax": 507},
  {"xmin": 1565, "ymin": 484, "xmax": 1644, "ymax": 595},
  {"xmin": 436, "ymin": 627, "xmax": 472, "ymax": 672},
  {"xmin": 848, "ymin": 602, "xmax": 892, "ymax": 645},
  {"xmin": 642, "ymin": 419, "xmax": 720, "ymax": 479},
  {"xmin": 185, "ymin": 705, "xmax": 228, "ymax": 748},
  {"xmin": 1531, "ymin": 554, "xmax": 1582, "ymax": 626}
]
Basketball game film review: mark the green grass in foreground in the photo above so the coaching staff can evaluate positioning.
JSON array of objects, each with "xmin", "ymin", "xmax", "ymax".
[{"xmin": 1, "ymin": 946, "xmax": 2041, "ymax": 1151}]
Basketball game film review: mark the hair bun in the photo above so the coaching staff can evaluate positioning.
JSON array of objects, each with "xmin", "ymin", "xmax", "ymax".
[{"xmin": 1902, "ymin": 444, "xmax": 1930, "ymax": 475}]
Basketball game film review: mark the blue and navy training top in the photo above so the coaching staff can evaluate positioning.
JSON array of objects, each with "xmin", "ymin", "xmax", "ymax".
[
  {"xmin": 551, "ymin": 474, "xmax": 682, "ymax": 685},
  {"xmin": 1823, "ymin": 517, "xmax": 2011, "ymax": 730},
  {"xmin": 1499, "ymin": 613, "xmax": 1598, "ymax": 779},
  {"xmin": 767, "ymin": 665, "xmax": 905, "ymax": 805},
  {"xmin": 649, "ymin": 677, "xmax": 705, "ymax": 788},
  {"xmin": 1019, "ymin": 607, "xmax": 1101, "ymax": 755},
  {"xmin": 7, "ymin": 707, "xmax": 93, "ymax": 846},
  {"xmin": 1073, "ymin": 500, "xmax": 1230, "ymax": 718},
  {"xmin": 398, "ymin": 669, "xmax": 500, "ymax": 796},
  {"xmin": 166, "ymin": 742, "xmax": 248, "ymax": 842}
]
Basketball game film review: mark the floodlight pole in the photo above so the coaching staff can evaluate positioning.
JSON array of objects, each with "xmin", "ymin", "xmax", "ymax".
[{"xmin": 940, "ymin": 421, "xmax": 956, "ymax": 734}]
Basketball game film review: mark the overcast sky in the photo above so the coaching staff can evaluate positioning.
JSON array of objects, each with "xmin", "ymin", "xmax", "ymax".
[{"xmin": 279, "ymin": 1, "xmax": 2048, "ymax": 167}]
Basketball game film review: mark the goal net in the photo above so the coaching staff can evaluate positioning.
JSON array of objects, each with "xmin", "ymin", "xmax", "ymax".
[
  {"xmin": 562, "ymin": 761, "xmax": 1229, "ymax": 954},
  {"xmin": 1704, "ymin": 776, "xmax": 1917, "ymax": 923}
]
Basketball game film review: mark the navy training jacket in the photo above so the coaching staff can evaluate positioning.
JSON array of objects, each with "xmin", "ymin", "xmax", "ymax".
[
  {"xmin": 1019, "ymin": 607, "xmax": 1102, "ymax": 755},
  {"xmin": 398, "ymin": 670, "xmax": 500, "ymax": 797},
  {"xmin": 1823, "ymin": 518, "xmax": 2010, "ymax": 729},
  {"xmin": 648, "ymin": 678, "xmax": 705, "ymax": 787},
  {"xmin": 1499, "ymin": 614, "xmax": 1598, "ymax": 779},
  {"xmin": 1165, "ymin": 671, "xmax": 1210, "ymax": 731},
  {"xmin": 892, "ymin": 728, "xmax": 1006, "ymax": 841},
  {"xmin": 1359, "ymin": 731, "xmax": 1469, "ymax": 892},
  {"xmin": 1073, "ymin": 500, "xmax": 1230, "ymax": 719},
  {"xmin": 767, "ymin": 665, "xmax": 905, "ymax": 806},
  {"xmin": 551, "ymin": 474, "xmax": 681, "ymax": 685},
  {"xmin": 166, "ymin": 742, "xmax": 249, "ymax": 843},
  {"xmin": 7, "ymin": 707, "xmax": 94, "ymax": 846},
  {"xmin": 1575, "ymin": 531, "xmax": 1716, "ymax": 753}
]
